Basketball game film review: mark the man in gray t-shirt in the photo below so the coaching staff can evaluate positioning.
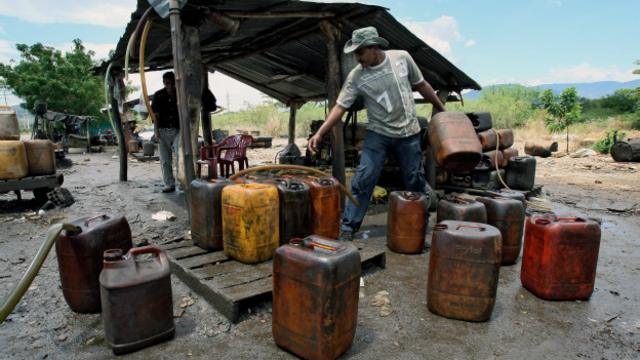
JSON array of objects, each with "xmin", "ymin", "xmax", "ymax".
[{"xmin": 308, "ymin": 26, "xmax": 446, "ymax": 240}]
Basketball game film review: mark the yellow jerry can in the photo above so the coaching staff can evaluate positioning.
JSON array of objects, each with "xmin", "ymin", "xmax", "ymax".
[
  {"xmin": 24, "ymin": 140, "xmax": 56, "ymax": 176},
  {"xmin": 222, "ymin": 183, "xmax": 279, "ymax": 263},
  {"xmin": 0, "ymin": 140, "xmax": 29, "ymax": 180}
]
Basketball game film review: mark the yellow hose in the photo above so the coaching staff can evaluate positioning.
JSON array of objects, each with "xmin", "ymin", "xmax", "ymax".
[
  {"xmin": 229, "ymin": 164, "xmax": 360, "ymax": 207},
  {"xmin": 0, "ymin": 223, "xmax": 79, "ymax": 323},
  {"xmin": 139, "ymin": 19, "xmax": 157, "ymax": 125}
]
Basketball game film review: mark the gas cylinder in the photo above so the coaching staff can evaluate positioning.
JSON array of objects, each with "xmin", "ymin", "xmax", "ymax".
[
  {"xmin": 55, "ymin": 214, "xmax": 132, "ymax": 313},
  {"xmin": 0, "ymin": 107, "xmax": 20, "ymax": 140},
  {"xmin": 100, "ymin": 246, "xmax": 175, "ymax": 354},
  {"xmin": 300, "ymin": 177, "xmax": 341, "ymax": 240},
  {"xmin": 428, "ymin": 111, "xmax": 482, "ymax": 172},
  {"xmin": 222, "ymin": 183, "xmax": 279, "ymax": 263},
  {"xmin": 427, "ymin": 221, "xmax": 502, "ymax": 322},
  {"xmin": 23, "ymin": 140, "xmax": 56, "ymax": 176},
  {"xmin": 476, "ymin": 197, "xmax": 525, "ymax": 265},
  {"xmin": 0, "ymin": 140, "xmax": 28, "ymax": 180},
  {"xmin": 387, "ymin": 191, "xmax": 429, "ymax": 254},
  {"xmin": 190, "ymin": 178, "xmax": 232, "ymax": 250},
  {"xmin": 521, "ymin": 214, "xmax": 601, "ymax": 300},
  {"xmin": 465, "ymin": 112, "xmax": 492, "ymax": 132},
  {"xmin": 273, "ymin": 236, "xmax": 361, "ymax": 360},
  {"xmin": 477, "ymin": 130, "xmax": 498, "ymax": 151},
  {"xmin": 501, "ymin": 148, "xmax": 519, "ymax": 168},
  {"xmin": 436, "ymin": 196, "xmax": 487, "ymax": 223},
  {"xmin": 506, "ymin": 156, "xmax": 536, "ymax": 190},
  {"xmin": 274, "ymin": 179, "xmax": 311, "ymax": 245},
  {"xmin": 496, "ymin": 129, "xmax": 514, "ymax": 149}
]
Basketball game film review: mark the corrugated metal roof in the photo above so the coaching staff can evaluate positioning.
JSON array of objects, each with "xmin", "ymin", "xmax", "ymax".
[{"xmin": 105, "ymin": 0, "xmax": 481, "ymax": 104}]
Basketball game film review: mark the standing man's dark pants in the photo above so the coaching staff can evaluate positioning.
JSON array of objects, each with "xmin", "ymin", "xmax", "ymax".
[{"xmin": 341, "ymin": 131, "xmax": 426, "ymax": 233}]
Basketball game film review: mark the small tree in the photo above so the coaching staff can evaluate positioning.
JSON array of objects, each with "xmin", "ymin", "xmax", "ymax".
[{"xmin": 539, "ymin": 87, "xmax": 582, "ymax": 153}]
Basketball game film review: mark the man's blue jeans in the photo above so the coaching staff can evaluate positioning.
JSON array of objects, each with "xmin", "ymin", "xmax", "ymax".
[{"xmin": 341, "ymin": 130, "xmax": 426, "ymax": 233}]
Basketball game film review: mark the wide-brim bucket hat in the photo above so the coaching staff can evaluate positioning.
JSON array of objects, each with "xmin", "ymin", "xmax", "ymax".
[{"xmin": 343, "ymin": 26, "xmax": 389, "ymax": 54}]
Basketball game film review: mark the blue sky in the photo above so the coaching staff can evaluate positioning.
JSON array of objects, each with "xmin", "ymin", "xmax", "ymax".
[{"xmin": 0, "ymin": 0, "xmax": 638, "ymax": 109}]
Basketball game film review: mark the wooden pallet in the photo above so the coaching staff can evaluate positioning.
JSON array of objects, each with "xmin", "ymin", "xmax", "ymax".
[
  {"xmin": 159, "ymin": 236, "xmax": 386, "ymax": 323},
  {"xmin": 130, "ymin": 152, "xmax": 159, "ymax": 162}
]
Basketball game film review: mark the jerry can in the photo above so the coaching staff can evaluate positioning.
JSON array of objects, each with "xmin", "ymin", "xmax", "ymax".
[
  {"xmin": 465, "ymin": 112, "xmax": 492, "ymax": 132},
  {"xmin": 387, "ymin": 191, "xmax": 429, "ymax": 254},
  {"xmin": 476, "ymin": 197, "xmax": 525, "ymax": 265},
  {"xmin": 477, "ymin": 130, "xmax": 498, "ymax": 151},
  {"xmin": 0, "ymin": 107, "xmax": 20, "ymax": 140},
  {"xmin": 496, "ymin": 189, "xmax": 527, "ymax": 209},
  {"xmin": 222, "ymin": 183, "xmax": 279, "ymax": 263},
  {"xmin": 471, "ymin": 169, "xmax": 505, "ymax": 190},
  {"xmin": 427, "ymin": 221, "xmax": 502, "ymax": 322},
  {"xmin": 273, "ymin": 236, "xmax": 361, "ymax": 360},
  {"xmin": 274, "ymin": 179, "xmax": 311, "ymax": 245},
  {"xmin": 300, "ymin": 177, "xmax": 341, "ymax": 240},
  {"xmin": 449, "ymin": 173, "xmax": 472, "ymax": 188},
  {"xmin": 0, "ymin": 140, "xmax": 28, "ymax": 180},
  {"xmin": 436, "ymin": 196, "xmax": 487, "ymax": 223},
  {"xmin": 522, "ymin": 214, "xmax": 601, "ymax": 300},
  {"xmin": 55, "ymin": 214, "xmax": 132, "ymax": 313},
  {"xmin": 496, "ymin": 129, "xmax": 514, "ymax": 149},
  {"xmin": 190, "ymin": 178, "xmax": 232, "ymax": 250},
  {"xmin": 23, "ymin": 140, "xmax": 56, "ymax": 176},
  {"xmin": 501, "ymin": 147, "xmax": 519, "ymax": 167},
  {"xmin": 100, "ymin": 246, "xmax": 175, "ymax": 354},
  {"xmin": 428, "ymin": 111, "xmax": 482, "ymax": 172},
  {"xmin": 482, "ymin": 150, "xmax": 504, "ymax": 169},
  {"xmin": 142, "ymin": 141, "xmax": 155, "ymax": 156},
  {"xmin": 506, "ymin": 156, "xmax": 536, "ymax": 190},
  {"xmin": 127, "ymin": 139, "xmax": 139, "ymax": 153}
]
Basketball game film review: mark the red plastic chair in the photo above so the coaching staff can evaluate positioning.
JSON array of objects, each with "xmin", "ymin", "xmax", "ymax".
[
  {"xmin": 217, "ymin": 135, "xmax": 253, "ymax": 177},
  {"xmin": 196, "ymin": 136, "xmax": 236, "ymax": 179}
]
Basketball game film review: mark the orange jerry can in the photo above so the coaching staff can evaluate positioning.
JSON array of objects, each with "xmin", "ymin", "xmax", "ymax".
[
  {"xmin": 55, "ymin": 214, "xmax": 132, "ymax": 313},
  {"xmin": 476, "ymin": 197, "xmax": 525, "ymax": 265},
  {"xmin": 436, "ymin": 196, "xmax": 487, "ymax": 223},
  {"xmin": 100, "ymin": 246, "xmax": 175, "ymax": 354},
  {"xmin": 189, "ymin": 178, "xmax": 232, "ymax": 250},
  {"xmin": 521, "ymin": 214, "xmax": 601, "ymax": 300},
  {"xmin": 501, "ymin": 147, "xmax": 519, "ymax": 167},
  {"xmin": 300, "ymin": 177, "xmax": 341, "ymax": 240},
  {"xmin": 387, "ymin": 191, "xmax": 429, "ymax": 254},
  {"xmin": 23, "ymin": 140, "xmax": 56, "ymax": 176},
  {"xmin": 428, "ymin": 111, "xmax": 482, "ymax": 172},
  {"xmin": 222, "ymin": 183, "xmax": 279, "ymax": 263},
  {"xmin": 273, "ymin": 236, "xmax": 361, "ymax": 360},
  {"xmin": 428, "ymin": 221, "xmax": 502, "ymax": 321}
]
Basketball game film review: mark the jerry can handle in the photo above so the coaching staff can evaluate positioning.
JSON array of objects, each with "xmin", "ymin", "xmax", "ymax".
[
  {"xmin": 451, "ymin": 196, "xmax": 471, "ymax": 204},
  {"xmin": 303, "ymin": 237, "xmax": 338, "ymax": 252},
  {"xmin": 433, "ymin": 224, "xmax": 448, "ymax": 231},
  {"xmin": 402, "ymin": 191, "xmax": 418, "ymax": 200},
  {"xmin": 456, "ymin": 223, "xmax": 486, "ymax": 232},
  {"xmin": 84, "ymin": 214, "xmax": 109, "ymax": 227},
  {"xmin": 319, "ymin": 178, "xmax": 334, "ymax": 186},
  {"xmin": 129, "ymin": 245, "xmax": 164, "ymax": 264},
  {"xmin": 289, "ymin": 181, "xmax": 303, "ymax": 190},
  {"xmin": 557, "ymin": 217, "xmax": 586, "ymax": 223}
]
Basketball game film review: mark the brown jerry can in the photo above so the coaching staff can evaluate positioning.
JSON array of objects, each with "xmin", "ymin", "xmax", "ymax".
[
  {"xmin": 521, "ymin": 214, "xmax": 601, "ymax": 300},
  {"xmin": 436, "ymin": 196, "xmax": 487, "ymax": 223},
  {"xmin": 476, "ymin": 197, "xmax": 525, "ymax": 265},
  {"xmin": 273, "ymin": 236, "xmax": 361, "ymax": 360},
  {"xmin": 496, "ymin": 129, "xmax": 514, "ymax": 149},
  {"xmin": 496, "ymin": 189, "xmax": 527, "ymax": 210},
  {"xmin": 273, "ymin": 178, "xmax": 311, "ymax": 245},
  {"xmin": 427, "ymin": 221, "xmax": 502, "ymax": 322},
  {"xmin": 23, "ymin": 140, "xmax": 56, "ymax": 176},
  {"xmin": 55, "ymin": 214, "xmax": 132, "ymax": 313},
  {"xmin": 428, "ymin": 111, "xmax": 482, "ymax": 172},
  {"xmin": 387, "ymin": 191, "xmax": 429, "ymax": 254},
  {"xmin": 299, "ymin": 177, "xmax": 341, "ymax": 240},
  {"xmin": 189, "ymin": 178, "xmax": 232, "ymax": 250},
  {"xmin": 100, "ymin": 246, "xmax": 175, "ymax": 354},
  {"xmin": 482, "ymin": 150, "xmax": 504, "ymax": 169},
  {"xmin": 501, "ymin": 147, "xmax": 519, "ymax": 168},
  {"xmin": 477, "ymin": 130, "xmax": 498, "ymax": 151}
]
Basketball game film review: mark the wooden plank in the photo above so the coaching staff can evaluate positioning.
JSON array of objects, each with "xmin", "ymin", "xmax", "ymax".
[
  {"xmin": 166, "ymin": 246, "xmax": 209, "ymax": 260},
  {"xmin": 193, "ymin": 259, "xmax": 263, "ymax": 280},
  {"xmin": 179, "ymin": 251, "xmax": 229, "ymax": 269},
  {"xmin": 160, "ymin": 240, "xmax": 194, "ymax": 251},
  {"xmin": 0, "ymin": 174, "xmax": 62, "ymax": 192}
]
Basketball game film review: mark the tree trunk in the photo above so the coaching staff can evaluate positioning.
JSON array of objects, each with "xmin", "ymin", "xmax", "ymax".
[
  {"xmin": 288, "ymin": 104, "xmax": 297, "ymax": 145},
  {"xmin": 566, "ymin": 126, "xmax": 569, "ymax": 153},
  {"xmin": 611, "ymin": 138, "xmax": 640, "ymax": 162}
]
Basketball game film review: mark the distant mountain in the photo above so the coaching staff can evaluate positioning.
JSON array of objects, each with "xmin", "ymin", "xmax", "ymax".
[{"xmin": 464, "ymin": 80, "xmax": 640, "ymax": 100}]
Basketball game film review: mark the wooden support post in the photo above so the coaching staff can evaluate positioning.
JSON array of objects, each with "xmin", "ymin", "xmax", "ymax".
[
  {"xmin": 202, "ymin": 66, "xmax": 213, "ymax": 146},
  {"xmin": 169, "ymin": 0, "xmax": 196, "ymax": 197},
  {"xmin": 288, "ymin": 103, "xmax": 297, "ymax": 145},
  {"xmin": 108, "ymin": 69, "xmax": 127, "ymax": 181},
  {"xmin": 320, "ymin": 21, "xmax": 346, "ymax": 203}
]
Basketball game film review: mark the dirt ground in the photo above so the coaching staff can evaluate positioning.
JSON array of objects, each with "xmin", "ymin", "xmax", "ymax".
[{"xmin": 0, "ymin": 138, "xmax": 639, "ymax": 359}]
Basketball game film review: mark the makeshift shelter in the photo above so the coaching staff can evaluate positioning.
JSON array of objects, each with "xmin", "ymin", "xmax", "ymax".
[{"xmin": 99, "ymin": 0, "xmax": 480, "ymax": 190}]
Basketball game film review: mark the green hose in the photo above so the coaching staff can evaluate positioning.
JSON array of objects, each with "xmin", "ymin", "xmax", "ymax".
[{"xmin": 0, "ymin": 223, "xmax": 78, "ymax": 323}]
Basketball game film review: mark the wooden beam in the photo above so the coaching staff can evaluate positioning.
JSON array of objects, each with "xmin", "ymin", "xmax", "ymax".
[
  {"xmin": 108, "ymin": 71, "xmax": 128, "ymax": 182},
  {"xmin": 169, "ymin": 0, "xmax": 196, "ymax": 196},
  {"xmin": 288, "ymin": 103, "xmax": 298, "ymax": 145},
  {"xmin": 202, "ymin": 65, "xmax": 212, "ymax": 146},
  {"xmin": 320, "ymin": 21, "xmax": 345, "ymax": 205}
]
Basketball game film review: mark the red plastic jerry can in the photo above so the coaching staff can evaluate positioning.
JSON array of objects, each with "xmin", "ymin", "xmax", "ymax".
[{"xmin": 521, "ymin": 214, "xmax": 601, "ymax": 300}]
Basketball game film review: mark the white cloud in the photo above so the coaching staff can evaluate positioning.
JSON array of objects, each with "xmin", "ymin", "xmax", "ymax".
[
  {"xmin": 526, "ymin": 63, "xmax": 638, "ymax": 85},
  {"xmin": 0, "ymin": 39, "xmax": 19, "ymax": 64},
  {"xmin": 60, "ymin": 42, "xmax": 115, "ymax": 62},
  {"xmin": 404, "ymin": 16, "xmax": 462, "ymax": 57},
  {"xmin": 464, "ymin": 39, "xmax": 476, "ymax": 47},
  {"xmin": 0, "ymin": 0, "xmax": 131, "ymax": 28}
]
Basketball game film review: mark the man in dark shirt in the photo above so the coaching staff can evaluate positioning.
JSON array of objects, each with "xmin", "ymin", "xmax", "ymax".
[{"xmin": 152, "ymin": 71, "xmax": 180, "ymax": 192}]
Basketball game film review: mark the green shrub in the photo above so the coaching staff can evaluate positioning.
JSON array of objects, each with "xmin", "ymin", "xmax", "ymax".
[{"xmin": 592, "ymin": 129, "xmax": 625, "ymax": 154}]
